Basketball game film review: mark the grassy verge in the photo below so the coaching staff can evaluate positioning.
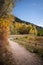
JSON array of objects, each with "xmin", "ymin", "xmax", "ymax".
[{"xmin": 10, "ymin": 35, "xmax": 43, "ymax": 59}]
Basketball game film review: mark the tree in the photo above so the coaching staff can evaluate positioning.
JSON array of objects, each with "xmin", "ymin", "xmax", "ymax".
[
  {"xmin": 0, "ymin": 0, "xmax": 16, "ymax": 17},
  {"xmin": 0, "ymin": 0, "xmax": 16, "ymax": 43},
  {"xmin": 29, "ymin": 26, "xmax": 38, "ymax": 35},
  {"xmin": 37, "ymin": 29, "xmax": 43, "ymax": 36},
  {"xmin": 0, "ymin": 0, "xmax": 16, "ymax": 64}
]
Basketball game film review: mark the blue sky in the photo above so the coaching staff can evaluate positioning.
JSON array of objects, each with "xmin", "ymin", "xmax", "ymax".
[{"xmin": 12, "ymin": 0, "xmax": 43, "ymax": 27}]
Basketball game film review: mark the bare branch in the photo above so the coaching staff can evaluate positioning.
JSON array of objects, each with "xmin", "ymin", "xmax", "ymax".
[{"xmin": 0, "ymin": 0, "xmax": 16, "ymax": 17}]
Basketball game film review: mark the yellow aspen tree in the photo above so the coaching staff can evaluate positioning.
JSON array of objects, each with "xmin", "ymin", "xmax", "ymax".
[{"xmin": 0, "ymin": 0, "xmax": 16, "ymax": 64}]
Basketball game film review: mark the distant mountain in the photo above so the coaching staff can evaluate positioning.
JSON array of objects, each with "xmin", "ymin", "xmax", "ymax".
[{"xmin": 10, "ymin": 15, "xmax": 43, "ymax": 36}]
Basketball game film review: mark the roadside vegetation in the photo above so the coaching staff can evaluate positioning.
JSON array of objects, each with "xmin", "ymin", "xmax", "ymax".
[
  {"xmin": 10, "ymin": 35, "xmax": 43, "ymax": 59},
  {"xmin": 10, "ymin": 16, "xmax": 43, "ymax": 36},
  {"xmin": 0, "ymin": 0, "xmax": 16, "ymax": 65}
]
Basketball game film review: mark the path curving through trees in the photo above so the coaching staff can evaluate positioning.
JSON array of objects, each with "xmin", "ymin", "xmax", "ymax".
[{"xmin": 8, "ymin": 39, "xmax": 43, "ymax": 65}]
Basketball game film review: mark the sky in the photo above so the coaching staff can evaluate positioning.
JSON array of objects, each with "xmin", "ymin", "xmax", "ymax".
[{"xmin": 12, "ymin": 0, "xmax": 43, "ymax": 27}]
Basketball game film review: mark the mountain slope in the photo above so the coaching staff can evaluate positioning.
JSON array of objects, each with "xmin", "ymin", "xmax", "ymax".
[{"xmin": 10, "ymin": 15, "xmax": 43, "ymax": 36}]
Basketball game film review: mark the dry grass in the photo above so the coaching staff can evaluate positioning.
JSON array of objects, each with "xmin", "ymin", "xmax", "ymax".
[{"xmin": 10, "ymin": 35, "xmax": 43, "ymax": 58}]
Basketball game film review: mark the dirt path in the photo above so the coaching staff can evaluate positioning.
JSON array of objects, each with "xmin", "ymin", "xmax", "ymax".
[{"xmin": 8, "ymin": 40, "xmax": 43, "ymax": 65}]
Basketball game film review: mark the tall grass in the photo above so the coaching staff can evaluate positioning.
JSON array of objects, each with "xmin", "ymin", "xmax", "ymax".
[{"xmin": 11, "ymin": 35, "xmax": 43, "ymax": 58}]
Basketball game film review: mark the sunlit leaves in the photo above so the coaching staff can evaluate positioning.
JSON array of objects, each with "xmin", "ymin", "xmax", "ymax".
[
  {"xmin": 0, "ymin": 15, "xmax": 14, "ymax": 38},
  {"xmin": 11, "ymin": 22, "xmax": 38, "ymax": 35}
]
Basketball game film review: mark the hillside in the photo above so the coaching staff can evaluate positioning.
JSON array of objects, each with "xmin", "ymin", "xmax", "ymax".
[
  {"xmin": 10, "ymin": 15, "xmax": 43, "ymax": 36},
  {"xmin": 14, "ymin": 16, "xmax": 43, "ymax": 29}
]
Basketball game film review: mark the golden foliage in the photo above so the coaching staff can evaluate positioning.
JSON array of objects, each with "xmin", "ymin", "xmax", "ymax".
[{"xmin": 0, "ymin": 15, "xmax": 14, "ymax": 39}]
